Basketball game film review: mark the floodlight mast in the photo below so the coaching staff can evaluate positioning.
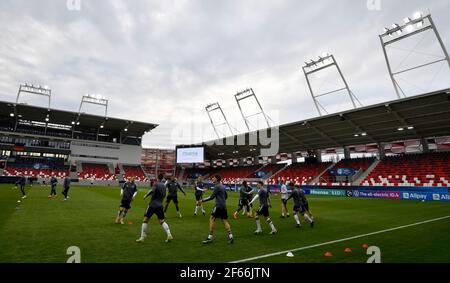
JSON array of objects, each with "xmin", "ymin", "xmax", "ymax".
[
  {"xmin": 302, "ymin": 54, "xmax": 362, "ymax": 116},
  {"xmin": 234, "ymin": 88, "xmax": 271, "ymax": 131},
  {"xmin": 380, "ymin": 12, "xmax": 450, "ymax": 99},
  {"xmin": 78, "ymin": 94, "xmax": 109, "ymax": 117},
  {"xmin": 205, "ymin": 102, "xmax": 234, "ymax": 139},
  {"xmin": 16, "ymin": 83, "xmax": 52, "ymax": 109}
]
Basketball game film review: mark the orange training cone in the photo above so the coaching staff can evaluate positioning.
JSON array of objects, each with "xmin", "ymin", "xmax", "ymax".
[
  {"xmin": 362, "ymin": 244, "xmax": 369, "ymax": 249},
  {"xmin": 344, "ymin": 248, "xmax": 353, "ymax": 253},
  {"xmin": 324, "ymin": 252, "xmax": 333, "ymax": 257},
  {"xmin": 128, "ymin": 221, "xmax": 134, "ymax": 225}
]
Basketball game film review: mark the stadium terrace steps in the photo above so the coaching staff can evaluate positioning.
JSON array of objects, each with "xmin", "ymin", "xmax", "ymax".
[
  {"xmin": 311, "ymin": 163, "xmax": 337, "ymax": 185},
  {"xmin": 361, "ymin": 152, "xmax": 450, "ymax": 187},
  {"xmin": 354, "ymin": 159, "xmax": 380, "ymax": 185}
]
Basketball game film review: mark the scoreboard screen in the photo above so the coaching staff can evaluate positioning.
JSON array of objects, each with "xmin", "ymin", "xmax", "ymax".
[{"xmin": 176, "ymin": 147, "xmax": 204, "ymax": 164}]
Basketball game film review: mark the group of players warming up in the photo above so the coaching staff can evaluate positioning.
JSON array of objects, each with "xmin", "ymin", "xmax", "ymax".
[
  {"xmin": 114, "ymin": 173, "xmax": 314, "ymax": 244},
  {"xmin": 13, "ymin": 174, "xmax": 71, "ymax": 201}
]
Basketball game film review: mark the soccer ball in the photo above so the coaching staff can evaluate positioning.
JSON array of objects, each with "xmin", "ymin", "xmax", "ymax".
[{"xmin": 17, "ymin": 200, "xmax": 21, "ymax": 203}]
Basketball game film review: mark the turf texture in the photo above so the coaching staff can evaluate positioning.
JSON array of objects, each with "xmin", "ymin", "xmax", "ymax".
[{"xmin": 0, "ymin": 184, "xmax": 449, "ymax": 263}]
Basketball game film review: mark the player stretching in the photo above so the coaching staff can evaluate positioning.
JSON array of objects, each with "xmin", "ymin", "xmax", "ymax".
[
  {"xmin": 15, "ymin": 174, "xmax": 27, "ymax": 199},
  {"xmin": 62, "ymin": 176, "xmax": 71, "ymax": 201},
  {"xmin": 115, "ymin": 177, "xmax": 138, "ymax": 225},
  {"xmin": 164, "ymin": 176, "xmax": 186, "ymax": 218},
  {"xmin": 249, "ymin": 181, "xmax": 277, "ymax": 235},
  {"xmin": 136, "ymin": 174, "xmax": 173, "ymax": 243},
  {"xmin": 201, "ymin": 175, "xmax": 234, "ymax": 244},
  {"xmin": 297, "ymin": 185, "xmax": 314, "ymax": 227},
  {"xmin": 280, "ymin": 180, "xmax": 290, "ymax": 218},
  {"xmin": 194, "ymin": 176, "xmax": 207, "ymax": 216},
  {"xmin": 49, "ymin": 175, "xmax": 58, "ymax": 198},
  {"xmin": 233, "ymin": 181, "xmax": 253, "ymax": 219}
]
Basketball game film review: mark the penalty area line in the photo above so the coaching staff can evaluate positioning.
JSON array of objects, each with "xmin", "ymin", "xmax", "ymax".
[{"xmin": 229, "ymin": 215, "xmax": 450, "ymax": 263}]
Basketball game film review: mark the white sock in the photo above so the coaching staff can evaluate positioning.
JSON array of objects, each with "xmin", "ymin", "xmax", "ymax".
[
  {"xmin": 256, "ymin": 219, "xmax": 262, "ymax": 231},
  {"xmin": 304, "ymin": 213, "xmax": 313, "ymax": 223},
  {"xmin": 267, "ymin": 219, "xmax": 276, "ymax": 232},
  {"xmin": 194, "ymin": 206, "xmax": 198, "ymax": 214},
  {"xmin": 140, "ymin": 223, "xmax": 148, "ymax": 239},
  {"xmin": 162, "ymin": 222, "xmax": 171, "ymax": 237},
  {"xmin": 201, "ymin": 206, "xmax": 205, "ymax": 213},
  {"xmin": 294, "ymin": 214, "xmax": 301, "ymax": 225}
]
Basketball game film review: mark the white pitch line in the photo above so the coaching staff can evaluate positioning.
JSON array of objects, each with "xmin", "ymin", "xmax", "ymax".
[{"xmin": 229, "ymin": 215, "xmax": 450, "ymax": 263}]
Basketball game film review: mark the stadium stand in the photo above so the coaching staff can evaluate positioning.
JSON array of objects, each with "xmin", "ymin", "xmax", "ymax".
[
  {"xmin": 269, "ymin": 162, "xmax": 332, "ymax": 185},
  {"xmin": 122, "ymin": 165, "xmax": 146, "ymax": 181},
  {"xmin": 215, "ymin": 165, "xmax": 261, "ymax": 184},
  {"xmin": 321, "ymin": 157, "xmax": 377, "ymax": 185},
  {"xmin": 78, "ymin": 163, "xmax": 115, "ymax": 181},
  {"xmin": 362, "ymin": 152, "xmax": 450, "ymax": 187}
]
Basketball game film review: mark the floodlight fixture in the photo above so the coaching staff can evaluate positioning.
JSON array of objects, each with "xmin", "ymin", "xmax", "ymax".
[
  {"xmin": 78, "ymin": 93, "xmax": 109, "ymax": 117},
  {"xmin": 234, "ymin": 88, "xmax": 271, "ymax": 131},
  {"xmin": 205, "ymin": 102, "xmax": 234, "ymax": 139},
  {"xmin": 379, "ymin": 12, "xmax": 450, "ymax": 98},
  {"xmin": 302, "ymin": 53, "xmax": 363, "ymax": 116},
  {"xmin": 16, "ymin": 83, "xmax": 52, "ymax": 109}
]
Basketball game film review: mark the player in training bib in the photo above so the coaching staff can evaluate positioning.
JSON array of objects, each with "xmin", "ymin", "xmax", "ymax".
[
  {"xmin": 164, "ymin": 176, "xmax": 186, "ymax": 218},
  {"xmin": 249, "ymin": 181, "xmax": 277, "ymax": 235},
  {"xmin": 201, "ymin": 175, "xmax": 234, "ymax": 244},
  {"xmin": 136, "ymin": 174, "xmax": 173, "ymax": 243},
  {"xmin": 115, "ymin": 177, "xmax": 138, "ymax": 225},
  {"xmin": 233, "ymin": 181, "xmax": 254, "ymax": 219},
  {"xmin": 194, "ymin": 176, "xmax": 207, "ymax": 216}
]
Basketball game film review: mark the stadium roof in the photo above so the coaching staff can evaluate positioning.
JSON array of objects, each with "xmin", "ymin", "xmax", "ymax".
[
  {"xmin": 181, "ymin": 88, "xmax": 450, "ymax": 160},
  {"xmin": 0, "ymin": 100, "xmax": 158, "ymax": 138}
]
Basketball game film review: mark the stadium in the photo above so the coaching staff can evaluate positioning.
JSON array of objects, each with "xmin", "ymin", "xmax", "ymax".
[{"xmin": 1, "ymin": 1, "xmax": 450, "ymax": 268}]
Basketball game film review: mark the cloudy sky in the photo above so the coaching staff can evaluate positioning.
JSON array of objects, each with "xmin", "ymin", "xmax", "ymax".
[{"xmin": 1, "ymin": 0, "xmax": 449, "ymax": 149}]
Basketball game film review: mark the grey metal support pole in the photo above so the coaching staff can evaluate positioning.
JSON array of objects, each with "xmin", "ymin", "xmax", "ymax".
[
  {"xmin": 380, "ymin": 35, "xmax": 402, "ymax": 99},
  {"xmin": 303, "ymin": 66, "xmax": 322, "ymax": 116},
  {"xmin": 206, "ymin": 108, "xmax": 220, "ymax": 139},
  {"xmin": 235, "ymin": 95, "xmax": 251, "ymax": 132},
  {"xmin": 428, "ymin": 15, "xmax": 450, "ymax": 69},
  {"xmin": 333, "ymin": 55, "xmax": 357, "ymax": 109}
]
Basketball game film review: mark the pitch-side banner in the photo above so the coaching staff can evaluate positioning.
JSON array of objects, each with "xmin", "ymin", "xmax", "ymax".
[
  {"xmin": 400, "ymin": 191, "xmax": 450, "ymax": 202},
  {"xmin": 351, "ymin": 190, "xmax": 400, "ymax": 199}
]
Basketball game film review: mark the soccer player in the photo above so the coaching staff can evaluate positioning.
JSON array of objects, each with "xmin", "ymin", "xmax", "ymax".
[
  {"xmin": 62, "ymin": 176, "xmax": 71, "ymax": 201},
  {"xmin": 280, "ymin": 180, "xmax": 290, "ymax": 218},
  {"xmin": 297, "ymin": 185, "xmax": 314, "ymax": 227},
  {"xmin": 164, "ymin": 176, "xmax": 186, "ymax": 218},
  {"xmin": 136, "ymin": 174, "xmax": 173, "ymax": 243},
  {"xmin": 15, "ymin": 174, "xmax": 27, "ymax": 199},
  {"xmin": 194, "ymin": 176, "xmax": 207, "ymax": 216},
  {"xmin": 286, "ymin": 183, "xmax": 303, "ymax": 228},
  {"xmin": 115, "ymin": 177, "xmax": 138, "ymax": 225},
  {"xmin": 49, "ymin": 175, "xmax": 58, "ymax": 198},
  {"xmin": 249, "ymin": 181, "xmax": 277, "ymax": 235},
  {"xmin": 233, "ymin": 181, "xmax": 253, "ymax": 219},
  {"xmin": 201, "ymin": 175, "xmax": 234, "ymax": 244}
]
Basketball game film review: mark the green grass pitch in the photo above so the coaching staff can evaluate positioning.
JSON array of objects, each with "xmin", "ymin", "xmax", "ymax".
[{"xmin": 0, "ymin": 184, "xmax": 449, "ymax": 263}]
